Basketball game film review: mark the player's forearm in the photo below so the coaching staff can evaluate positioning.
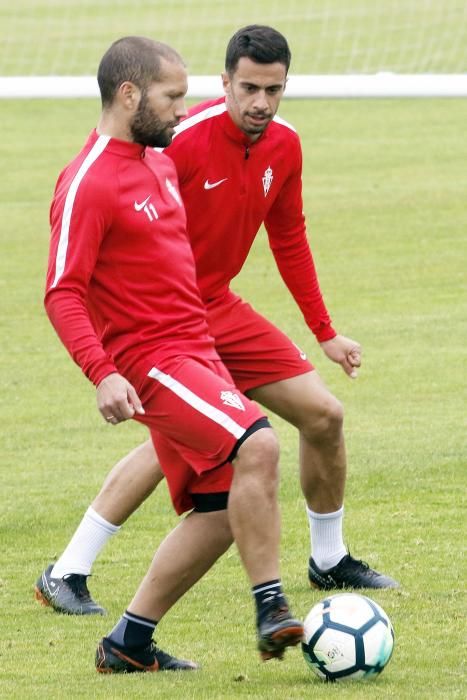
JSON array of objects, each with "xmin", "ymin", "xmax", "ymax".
[
  {"xmin": 44, "ymin": 289, "xmax": 117, "ymax": 385},
  {"xmin": 270, "ymin": 239, "xmax": 336, "ymax": 342}
]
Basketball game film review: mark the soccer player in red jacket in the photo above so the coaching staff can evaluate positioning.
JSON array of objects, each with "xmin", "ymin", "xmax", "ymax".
[
  {"xmin": 36, "ymin": 26, "xmax": 397, "ymax": 620},
  {"xmin": 41, "ymin": 36, "xmax": 303, "ymax": 673}
]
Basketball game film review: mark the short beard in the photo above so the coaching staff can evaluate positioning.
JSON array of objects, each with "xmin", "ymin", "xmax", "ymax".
[{"xmin": 130, "ymin": 91, "xmax": 173, "ymax": 148}]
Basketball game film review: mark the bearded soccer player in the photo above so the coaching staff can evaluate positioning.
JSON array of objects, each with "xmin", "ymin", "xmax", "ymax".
[
  {"xmin": 36, "ymin": 25, "xmax": 398, "ymax": 619},
  {"xmin": 41, "ymin": 35, "xmax": 303, "ymax": 673}
]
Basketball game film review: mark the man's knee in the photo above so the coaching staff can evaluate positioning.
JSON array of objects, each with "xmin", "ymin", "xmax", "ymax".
[
  {"xmin": 234, "ymin": 427, "xmax": 280, "ymax": 485},
  {"xmin": 324, "ymin": 395, "xmax": 344, "ymax": 429},
  {"xmin": 302, "ymin": 393, "xmax": 344, "ymax": 442}
]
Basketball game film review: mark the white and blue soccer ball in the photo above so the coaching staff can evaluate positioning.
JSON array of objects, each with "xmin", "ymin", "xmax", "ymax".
[{"xmin": 302, "ymin": 593, "xmax": 394, "ymax": 682}]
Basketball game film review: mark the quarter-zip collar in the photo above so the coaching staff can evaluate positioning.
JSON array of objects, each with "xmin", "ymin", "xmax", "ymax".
[
  {"xmin": 89, "ymin": 129, "xmax": 146, "ymax": 159},
  {"xmin": 219, "ymin": 104, "xmax": 269, "ymax": 152}
]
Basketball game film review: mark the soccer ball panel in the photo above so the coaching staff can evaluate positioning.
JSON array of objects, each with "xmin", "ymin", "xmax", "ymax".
[
  {"xmin": 342, "ymin": 669, "xmax": 368, "ymax": 681},
  {"xmin": 303, "ymin": 600, "xmax": 326, "ymax": 636},
  {"xmin": 313, "ymin": 628, "xmax": 356, "ymax": 673},
  {"xmin": 363, "ymin": 620, "xmax": 394, "ymax": 667},
  {"xmin": 328, "ymin": 593, "xmax": 375, "ymax": 628}
]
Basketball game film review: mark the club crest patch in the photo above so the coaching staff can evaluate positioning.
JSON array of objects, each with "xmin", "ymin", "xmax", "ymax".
[
  {"xmin": 220, "ymin": 391, "xmax": 245, "ymax": 411},
  {"xmin": 262, "ymin": 166, "xmax": 273, "ymax": 196}
]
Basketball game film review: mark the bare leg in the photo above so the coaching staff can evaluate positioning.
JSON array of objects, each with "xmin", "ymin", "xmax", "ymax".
[
  {"xmin": 250, "ymin": 371, "xmax": 345, "ymax": 513},
  {"xmin": 227, "ymin": 428, "xmax": 281, "ymax": 585},
  {"xmin": 128, "ymin": 509, "xmax": 232, "ymax": 620},
  {"xmin": 246, "ymin": 372, "xmax": 398, "ymax": 588},
  {"xmin": 249, "ymin": 371, "xmax": 349, "ymax": 572},
  {"xmin": 92, "ymin": 439, "xmax": 163, "ymax": 525},
  {"xmin": 109, "ymin": 430, "xmax": 303, "ymax": 665}
]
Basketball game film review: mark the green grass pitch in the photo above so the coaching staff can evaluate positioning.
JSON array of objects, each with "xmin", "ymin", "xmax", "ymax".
[{"xmin": 1, "ymin": 95, "xmax": 466, "ymax": 698}]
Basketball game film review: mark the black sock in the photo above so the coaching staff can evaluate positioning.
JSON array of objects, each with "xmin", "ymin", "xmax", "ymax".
[
  {"xmin": 252, "ymin": 579, "xmax": 287, "ymax": 623},
  {"xmin": 108, "ymin": 610, "xmax": 157, "ymax": 649}
]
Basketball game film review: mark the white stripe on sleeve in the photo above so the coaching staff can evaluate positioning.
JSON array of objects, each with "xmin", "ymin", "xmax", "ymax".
[
  {"xmin": 147, "ymin": 366, "xmax": 246, "ymax": 440},
  {"xmin": 51, "ymin": 134, "xmax": 111, "ymax": 289}
]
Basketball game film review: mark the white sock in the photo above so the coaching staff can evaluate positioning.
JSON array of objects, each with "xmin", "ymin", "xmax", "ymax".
[
  {"xmin": 307, "ymin": 505, "xmax": 347, "ymax": 571},
  {"xmin": 51, "ymin": 506, "xmax": 120, "ymax": 578}
]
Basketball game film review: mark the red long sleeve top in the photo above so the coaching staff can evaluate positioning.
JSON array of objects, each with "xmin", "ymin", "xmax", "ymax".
[
  {"xmin": 165, "ymin": 97, "xmax": 336, "ymax": 342},
  {"xmin": 45, "ymin": 130, "xmax": 217, "ymax": 385}
]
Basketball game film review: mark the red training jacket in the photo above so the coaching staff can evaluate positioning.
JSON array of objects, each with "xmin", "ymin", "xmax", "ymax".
[
  {"xmin": 45, "ymin": 130, "xmax": 217, "ymax": 386},
  {"xmin": 165, "ymin": 97, "xmax": 336, "ymax": 343}
]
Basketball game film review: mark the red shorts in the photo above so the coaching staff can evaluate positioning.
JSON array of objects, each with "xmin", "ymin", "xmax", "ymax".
[
  {"xmin": 145, "ymin": 291, "xmax": 313, "ymax": 515},
  {"xmin": 132, "ymin": 355, "xmax": 267, "ymax": 514},
  {"xmin": 206, "ymin": 290, "xmax": 314, "ymax": 393}
]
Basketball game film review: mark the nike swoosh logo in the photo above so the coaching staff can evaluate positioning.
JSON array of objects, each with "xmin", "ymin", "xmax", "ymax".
[
  {"xmin": 134, "ymin": 195, "xmax": 151, "ymax": 211},
  {"xmin": 204, "ymin": 178, "xmax": 228, "ymax": 190},
  {"xmin": 292, "ymin": 342, "xmax": 307, "ymax": 361}
]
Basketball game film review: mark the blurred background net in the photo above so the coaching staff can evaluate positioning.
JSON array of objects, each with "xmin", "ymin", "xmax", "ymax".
[{"xmin": 1, "ymin": 0, "xmax": 466, "ymax": 77}]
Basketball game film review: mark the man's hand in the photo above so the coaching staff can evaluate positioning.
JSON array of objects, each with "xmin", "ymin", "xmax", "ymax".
[
  {"xmin": 320, "ymin": 335, "xmax": 362, "ymax": 378},
  {"xmin": 96, "ymin": 372, "xmax": 145, "ymax": 425}
]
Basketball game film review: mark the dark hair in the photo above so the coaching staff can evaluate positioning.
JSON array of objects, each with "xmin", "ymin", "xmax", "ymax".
[
  {"xmin": 225, "ymin": 25, "xmax": 291, "ymax": 75},
  {"xmin": 97, "ymin": 36, "xmax": 184, "ymax": 106}
]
